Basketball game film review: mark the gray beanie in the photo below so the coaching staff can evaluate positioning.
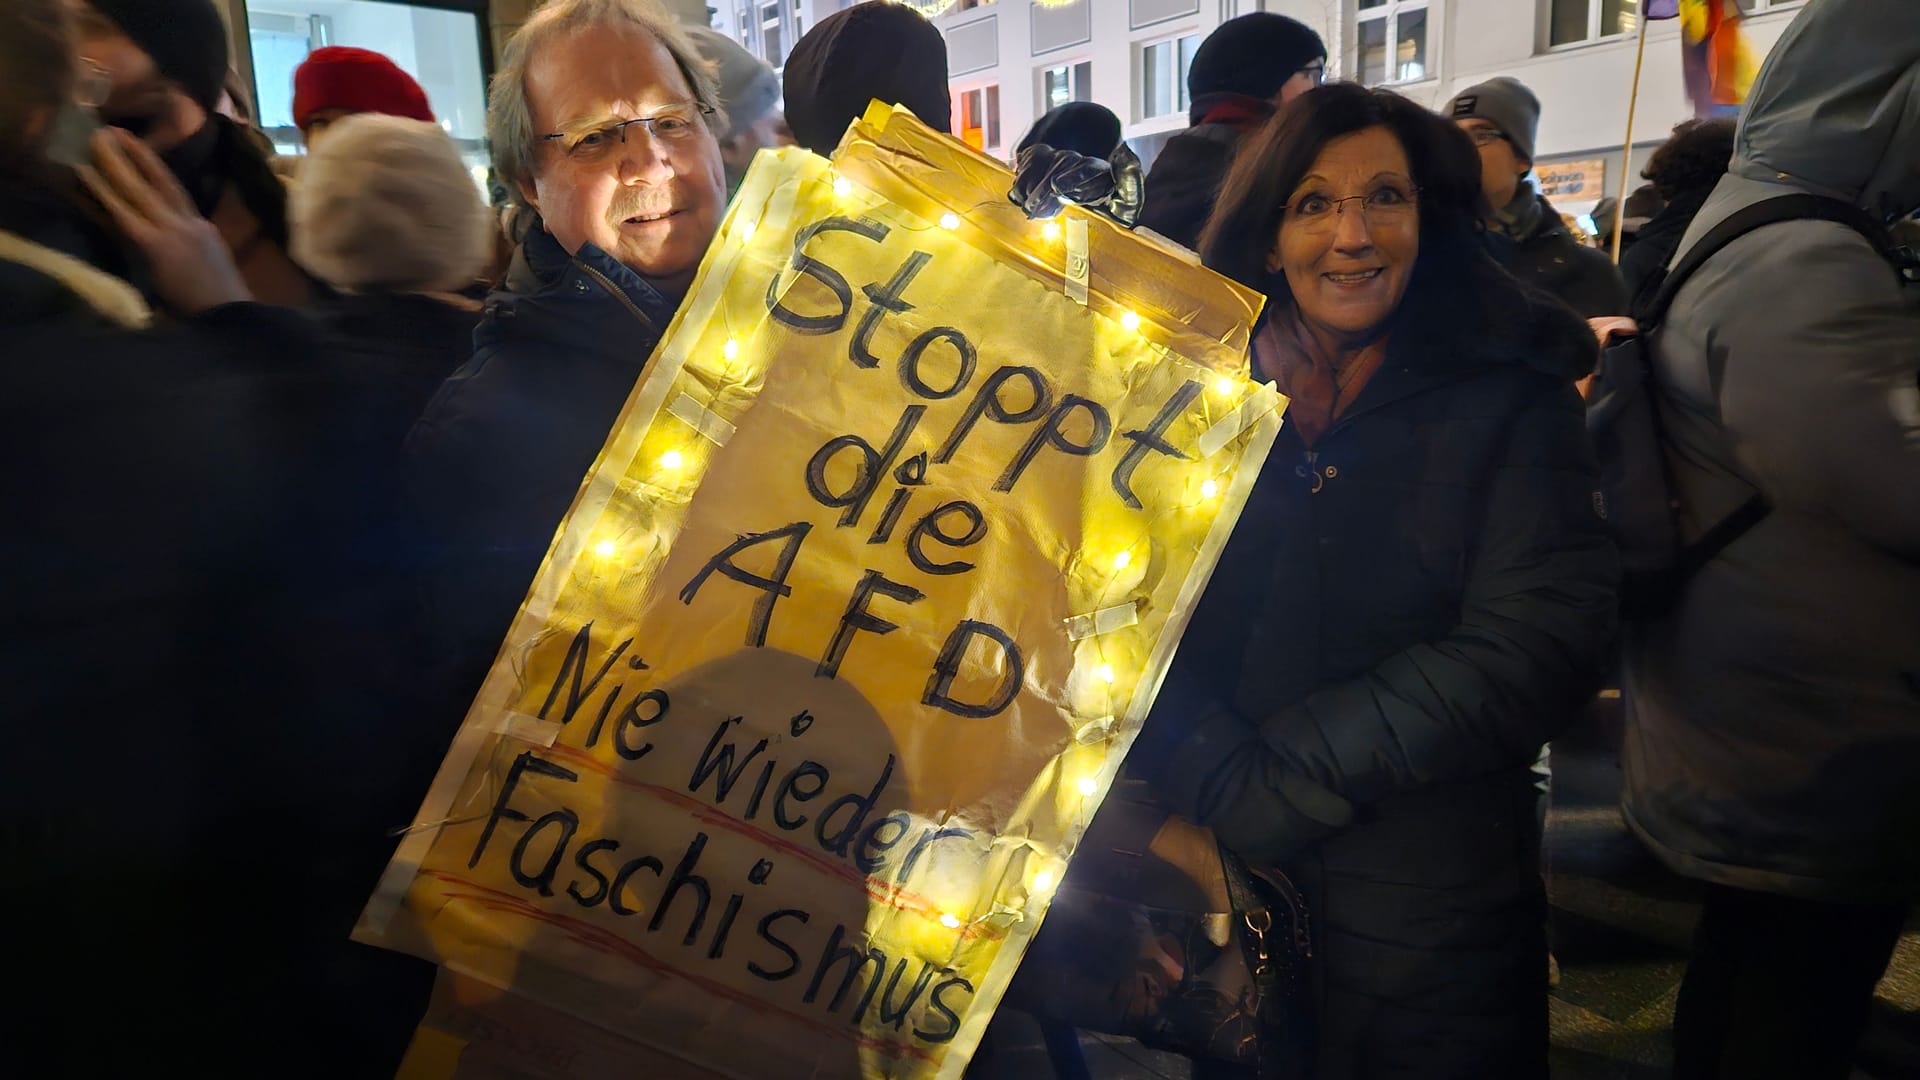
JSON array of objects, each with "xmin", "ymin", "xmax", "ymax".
[
  {"xmin": 291, "ymin": 114, "xmax": 492, "ymax": 294},
  {"xmin": 686, "ymin": 27, "xmax": 782, "ymax": 142},
  {"xmin": 1447, "ymin": 76, "xmax": 1541, "ymax": 164}
]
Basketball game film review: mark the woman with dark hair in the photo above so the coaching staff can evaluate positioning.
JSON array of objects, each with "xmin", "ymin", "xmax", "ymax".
[
  {"xmin": 1617, "ymin": 117, "xmax": 1737, "ymax": 315},
  {"xmin": 1130, "ymin": 82, "xmax": 1616, "ymax": 1077}
]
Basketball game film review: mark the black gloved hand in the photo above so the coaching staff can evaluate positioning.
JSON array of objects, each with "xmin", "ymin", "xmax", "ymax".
[{"xmin": 1009, "ymin": 142, "xmax": 1145, "ymax": 228}]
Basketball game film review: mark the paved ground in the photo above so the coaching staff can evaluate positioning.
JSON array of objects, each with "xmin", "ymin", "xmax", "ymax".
[{"xmin": 971, "ymin": 697, "xmax": 1920, "ymax": 1079}]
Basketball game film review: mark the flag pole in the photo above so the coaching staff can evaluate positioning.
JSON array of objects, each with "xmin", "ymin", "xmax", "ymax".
[{"xmin": 1612, "ymin": 9, "xmax": 1652, "ymax": 264}]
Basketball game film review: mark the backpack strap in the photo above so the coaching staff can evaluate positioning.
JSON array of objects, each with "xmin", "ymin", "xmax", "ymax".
[{"xmin": 1641, "ymin": 193, "xmax": 1899, "ymax": 330}]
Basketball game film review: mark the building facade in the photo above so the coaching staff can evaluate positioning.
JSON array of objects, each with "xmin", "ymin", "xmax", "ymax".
[
  {"xmin": 215, "ymin": 0, "xmax": 1809, "ymax": 222},
  {"xmin": 709, "ymin": 0, "xmax": 1805, "ymax": 220}
]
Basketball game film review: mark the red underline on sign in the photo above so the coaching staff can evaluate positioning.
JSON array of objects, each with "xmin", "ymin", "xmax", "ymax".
[
  {"xmin": 420, "ymin": 869, "xmax": 939, "ymax": 1066},
  {"xmin": 538, "ymin": 743, "xmax": 1007, "ymax": 944}
]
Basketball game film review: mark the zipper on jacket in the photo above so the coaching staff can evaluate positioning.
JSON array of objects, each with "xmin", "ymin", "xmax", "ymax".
[{"xmin": 573, "ymin": 259, "xmax": 658, "ymax": 334}]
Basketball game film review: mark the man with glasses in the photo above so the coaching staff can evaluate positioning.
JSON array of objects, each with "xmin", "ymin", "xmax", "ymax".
[
  {"xmin": 406, "ymin": 0, "xmax": 728, "ymax": 736},
  {"xmin": 1448, "ymin": 76, "xmax": 1626, "ymax": 320},
  {"xmin": 1138, "ymin": 12, "xmax": 1327, "ymax": 250}
]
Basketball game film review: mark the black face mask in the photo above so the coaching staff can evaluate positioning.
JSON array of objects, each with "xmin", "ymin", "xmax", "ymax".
[{"xmin": 100, "ymin": 109, "xmax": 159, "ymax": 139}]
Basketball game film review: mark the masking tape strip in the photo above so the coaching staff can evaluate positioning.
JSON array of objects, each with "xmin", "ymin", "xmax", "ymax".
[
  {"xmin": 1065, "ymin": 216, "xmax": 1090, "ymax": 305},
  {"xmin": 1197, "ymin": 392, "xmax": 1278, "ymax": 458},
  {"xmin": 1064, "ymin": 602, "xmax": 1139, "ymax": 641},
  {"xmin": 495, "ymin": 709, "xmax": 562, "ymax": 747},
  {"xmin": 667, "ymin": 392, "xmax": 738, "ymax": 446},
  {"xmin": 1073, "ymin": 714, "xmax": 1119, "ymax": 745}
]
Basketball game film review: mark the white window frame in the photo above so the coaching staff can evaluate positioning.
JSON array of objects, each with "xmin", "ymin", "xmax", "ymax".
[
  {"xmin": 1356, "ymin": 0, "xmax": 1434, "ymax": 87},
  {"xmin": 1038, "ymin": 58, "xmax": 1094, "ymax": 114},
  {"xmin": 1137, "ymin": 31, "xmax": 1200, "ymax": 123},
  {"xmin": 1542, "ymin": 0, "xmax": 1638, "ymax": 51}
]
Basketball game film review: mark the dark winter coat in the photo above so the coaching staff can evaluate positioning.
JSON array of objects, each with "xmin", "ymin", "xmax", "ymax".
[
  {"xmin": 1490, "ymin": 192, "xmax": 1628, "ymax": 321},
  {"xmin": 404, "ymin": 223, "xmax": 681, "ymax": 730},
  {"xmin": 1616, "ymin": 185, "xmax": 1712, "ymax": 320},
  {"xmin": 0, "ymin": 202, "xmax": 431, "ymax": 1073},
  {"xmin": 309, "ymin": 290, "xmax": 484, "ymax": 444},
  {"xmin": 1622, "ymin": 0, "xmax": 1920, "ymax": 904},
  {"xmin": 1131, "ymin": 279, "xmax": 1617, "ymax": 1078},
  {"xmin": 1137, "ymin": 94, "xmax": 1274, "ymax": 250}
]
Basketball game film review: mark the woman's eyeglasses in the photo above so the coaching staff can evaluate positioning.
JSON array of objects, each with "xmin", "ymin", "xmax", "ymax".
[
  {"xmin": 1297, "ymin": 61, "xmax": 1327, "ymax": 86},
  {"xmin": 1282, "ymin": 184, "xmax": 1420, "ymax": 232},
  {"xmin": 542, "ymin": 103, "xmax": 716, "ymax": 163}
]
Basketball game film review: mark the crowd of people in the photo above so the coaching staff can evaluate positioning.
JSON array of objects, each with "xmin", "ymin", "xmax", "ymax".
[{"xmin": 1, "ymin": 0, "xmax": 1913, "ymax": 1077}]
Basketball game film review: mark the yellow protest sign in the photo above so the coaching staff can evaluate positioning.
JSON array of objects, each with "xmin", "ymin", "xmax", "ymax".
[{"xmin": 357, "ymin": 104, "xmax": 1283, "ymax": 1078}]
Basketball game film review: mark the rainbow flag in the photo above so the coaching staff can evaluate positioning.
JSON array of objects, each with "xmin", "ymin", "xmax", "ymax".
[{"xmin": 1648, "ymin": 0, "xmax": 1756, "ymax": 116}]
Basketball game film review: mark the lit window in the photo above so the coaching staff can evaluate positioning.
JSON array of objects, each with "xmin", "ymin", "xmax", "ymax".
[
  {"xmin": 1041, "ymin": 60, "xmax": 1093, "ymax": 112},
  {"xmin": 957, "ymin": 84, "xmax": 1002, "ymax": 151},
  {"xmin": 1548, "ymin": 0, "xmax": 1637, "ymax": 48},
  {"xmin": 1141, "ymin": 33, "xmax": 1200, "ymax": 120},
  {"xmin": 1359, "ymin": 2, "xmax": 1431, "ymax": 85},
  {"xmin": 243, "ymin": 0, "xmax": 489, "ymax": 185}
]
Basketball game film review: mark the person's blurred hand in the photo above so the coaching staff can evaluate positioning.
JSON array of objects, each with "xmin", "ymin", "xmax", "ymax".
[
  {"xmin": 1589, "ymin": 315, "xmax": 1638, "ymax": 344},
  {"xmin": 79, "ymin": 127, "xmax": 250, "ymax": 315}
]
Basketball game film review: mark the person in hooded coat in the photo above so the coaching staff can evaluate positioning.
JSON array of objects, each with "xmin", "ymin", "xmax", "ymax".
[
  {"xmin": 1621, "ymin": 2, "xmax": 1920, "ymax": 1076},
  {"xmin": 1128, "ymin": 83, "xmax": 1616, "ymax": 1079},
  {"xmin": 1136, "ymin": 13, "xmax": 1326, "ymax": 250},
  {"xmin": 781, "ymin": 1, "xmax": 952, "ymax": 157}
]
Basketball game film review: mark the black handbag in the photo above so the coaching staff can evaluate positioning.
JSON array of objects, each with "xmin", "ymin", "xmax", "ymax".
[{"xmin": 1004, "ymin": 790, "xmax": 1314, "ymax": 1078}]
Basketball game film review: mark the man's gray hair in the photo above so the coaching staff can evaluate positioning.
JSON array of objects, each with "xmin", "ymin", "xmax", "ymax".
[{"xmin": 488, "ymin": 0, "xmax": 723, "ymax": 204}]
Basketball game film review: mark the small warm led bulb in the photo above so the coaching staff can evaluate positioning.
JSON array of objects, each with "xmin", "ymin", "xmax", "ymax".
[
  {"xmin": 939, "ymin": 212, "xmax": 961, "ymax": 230},
  {"xmin": 1212, "ymin": 374, "xmax": 1236, "ymax": 396},
  {"xmin": 1201, "ymin": 478, "xmax": 1220, "ymax": 498},
  {"xmin": 1032, "ymin": 869, "xmax": 1056, "ymax": 892},
  {"xmin": 938, "ymin": 912, "xmax": 962, "ymax": 929},
  {"xmin": 832, "ymin": 176, "xmax": 852, "ymax": 198},
  {"xmin": 1120, "ymin": 310, "xmax": 1142, "ymax": 332},
  {"xmin": 722, "ymin": 338, "xmax": 740, "ymax": 362},
  {"xmin": 658, "ymin": 449, "xmax": 685, "ymax": 470},
  {"xmin": 1076, "ymin": 776, "xmax": 1099, "ymax": 797},
  {"xmin": 594, "ymin": 539, "xmax": 617, "ymax": 558},
  {"xmin": 1042, "ymin": 220, "xmax": 1062, "ymax": 241},
  {"xmin": 1112, "ymin": 550, "xmax": 1132, "ymax": 571},
  {"xmin": 1097, "ymin": 663, "xmax": 1116, "ymax": 685}
]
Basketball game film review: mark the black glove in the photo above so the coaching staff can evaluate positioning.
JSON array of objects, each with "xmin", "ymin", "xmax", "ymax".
[{"xmin": 1009, "ymin": 142, "xmax": 1145, "ymax": 228}]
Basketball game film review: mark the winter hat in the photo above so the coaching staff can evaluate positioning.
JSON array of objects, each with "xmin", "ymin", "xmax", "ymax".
[
  {"xmin": 686, "ymin": 27, "xmax": 781, "ymax": 142},
  {"xmin": 783, "ymin": 1, "xmax": 950, "ymax": 156},
  {"xmin": 1187, "ymin": 13, "xmax": 1326, "ymax": 103},
  {"xmin": 1017, "ymin": 102, "xmax": 1123, "ymax": 160},
  {"xmin": 86, "ymin": 0, "xmax": 229, "ymax": 110},
  {"xmin": 290, "ymin": 114, "xmax": 490, "ymax": 294},
  {"xmin": 1447, "ymin": 76, "xmax": 1541, "ymax": 164},
  {"xmin": 292, "ymin": 47, "xmax": 435, "ymax": 132}
]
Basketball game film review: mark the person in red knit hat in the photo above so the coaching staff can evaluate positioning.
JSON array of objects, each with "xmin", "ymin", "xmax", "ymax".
[{"xmin": 293, "ymin": 46, "xmax": 435, "ymax": 150}]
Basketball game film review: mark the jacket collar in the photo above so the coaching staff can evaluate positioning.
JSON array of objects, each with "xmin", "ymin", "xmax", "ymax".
[
  {"xmin": 1188, "ymin": 92, "xmax": 1276, "ymax": 133},
  {"xmin": 0, "ymin": 228, "xmax": 152, "ymax": 330},
  {"xmin": 477, "ymin": 222, "xmax": 681, "ymax": 358}
]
